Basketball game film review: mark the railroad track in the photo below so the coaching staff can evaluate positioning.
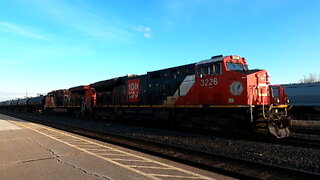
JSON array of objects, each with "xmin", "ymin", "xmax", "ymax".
[
  {"xmin": 180, "ymin": 126, "xmax": 320, "ymax": 150},
  {"xmin": 282, "ymin": 136, "xmax": 320, "ymax": 147},
  {"xmin": 292, "ymin": 127, "xmax": 320, "ymax": 135},
  {"xmin": 1, "ymin": 110, "xmax": 319, "ymax": 179}
]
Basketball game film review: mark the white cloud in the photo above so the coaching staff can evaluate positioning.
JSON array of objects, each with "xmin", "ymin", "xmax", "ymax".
[
  {"xmin": 27, "ymin": 0, "xmax": 135, "ymax": 41},
  {"xmin": 0, "ymin": 22, "xmax": 49, "ymax": 40},
  {"xmin": 144, "ymin": 33, "xmax": 152, "ymax": 39},
  {"xmin": 135, "ymin": 25, "xmax": 152, "ymax": 33},
  {"xmin": 22, "ymin": 1, "xmax": 152, "ymax": 41},
  {"xmin": 135, "ymin": 25, "xmax": 152, "ymax": 39}
]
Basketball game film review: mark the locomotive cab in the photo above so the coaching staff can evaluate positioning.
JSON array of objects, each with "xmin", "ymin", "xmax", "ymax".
[
  {"xmin": 194, "ymin": 55, "xmax": 250, "ymax": 105},
  {"xmin": 193, "ymin": 55, "xmax": 290, "ymax": 138}
]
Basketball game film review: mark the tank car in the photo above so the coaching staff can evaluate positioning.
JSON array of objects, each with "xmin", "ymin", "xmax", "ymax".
[
  {"xmin": 3, "ymin": 101, "xmax": 12, "ymax": 109},
  {"xmin": 17, "ymin": 98, "xmax": 29, "ymax": 111},
  {"xmin": 9, "ymin": 100, "xmax": 19, "ymax": 110}
]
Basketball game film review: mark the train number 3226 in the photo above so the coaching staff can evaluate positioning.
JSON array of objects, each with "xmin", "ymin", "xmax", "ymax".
[{"xmin": 200, "ymin": 78, "xmax": 218, "ymax": 87}]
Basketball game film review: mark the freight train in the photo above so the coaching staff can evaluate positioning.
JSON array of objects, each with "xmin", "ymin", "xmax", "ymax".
[{"xmin": 0, "ymin": 55, "xmax": 291, "ymax": 138}]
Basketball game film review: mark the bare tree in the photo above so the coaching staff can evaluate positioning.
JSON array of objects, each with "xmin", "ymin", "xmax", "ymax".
[{"xmin": 299, "ymin": 73, "xmax": 320, "ymax": 83}]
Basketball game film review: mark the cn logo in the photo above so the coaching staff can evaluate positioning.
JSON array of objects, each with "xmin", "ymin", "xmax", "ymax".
[{"xmin": 127, "ymin": 79, "xmax": 140, "ymax": 103}]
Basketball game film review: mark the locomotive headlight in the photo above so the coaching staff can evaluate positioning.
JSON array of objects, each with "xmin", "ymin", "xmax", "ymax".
[
  {"xmin": 232, "ymin": 55, "xmax": 240, "ymax": 60},
  {"xmin": 286, "ymin": 99, "xmax": 290, "ymax": 104},
  {"xmin": 275, "ymin": 98, "xmax": 280, "ymax": 104}
]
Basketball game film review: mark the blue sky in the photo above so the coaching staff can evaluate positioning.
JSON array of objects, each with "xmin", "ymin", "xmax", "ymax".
[{"xmin": 0, "ymin": 0, "xmax": 320, "ymax": 101}]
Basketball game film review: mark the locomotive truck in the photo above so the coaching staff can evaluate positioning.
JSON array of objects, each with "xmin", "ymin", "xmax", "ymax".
[{"xmin": 0, "ymin": 55, "xmax": 291, "ymax": 138}]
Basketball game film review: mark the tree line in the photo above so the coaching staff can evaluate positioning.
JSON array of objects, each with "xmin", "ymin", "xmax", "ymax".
[{"xmin": 299, "ymin": 73, "xmax": 320, "ymax": 83}]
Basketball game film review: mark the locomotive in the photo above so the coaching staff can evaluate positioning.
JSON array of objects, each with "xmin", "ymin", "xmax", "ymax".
[{"xmin": 0, "ymin": 55, "xmax": 291, "ymax": 138}]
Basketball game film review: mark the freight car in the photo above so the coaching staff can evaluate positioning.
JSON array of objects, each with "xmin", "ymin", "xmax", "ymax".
[
  {"xmin": 282, "ymin": 83, "xmax": 320, "ymax": 107},
  {"xmin": 28, "ymin": 96, "xmax": 46, "ymax": 112},
  {"xmin": 0, "ymin": 55, "xmax": 291, "ymax": 138},
  {"xmin": 0, "ymin": 96, "xmax": 46, "ymax": 112},
  {"xmin": 282, "ymin": 82, "xmax": 320, "ymax": 119}
]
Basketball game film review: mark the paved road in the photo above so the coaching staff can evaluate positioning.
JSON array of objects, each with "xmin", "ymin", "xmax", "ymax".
[{"xmin": 0, "ymin": 114, "xmax": 235, "ymax": 180}]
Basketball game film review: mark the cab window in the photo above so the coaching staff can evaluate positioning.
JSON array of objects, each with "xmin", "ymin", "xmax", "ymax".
[
  {"xmin": 227, "ymin": 62, "xmax": 248, "ymax": 71},
  {"xmin": 198, "ymin": 63, "xmax": 221, "ymax": 76}
]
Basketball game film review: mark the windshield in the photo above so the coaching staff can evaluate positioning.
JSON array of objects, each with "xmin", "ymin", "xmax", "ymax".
[{"xmin": 227, "ymin": 62, "xmax": 248, "ymax": 71}]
